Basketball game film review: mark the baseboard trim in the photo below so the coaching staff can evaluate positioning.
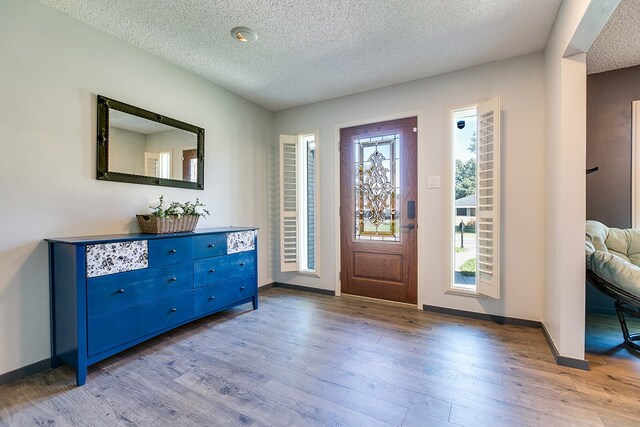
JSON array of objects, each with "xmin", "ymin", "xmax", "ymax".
[
  {"xmin": 0, "ymin": 358, "xmax": 51, "ymax": 386},
  {"xmin": 267, "ymin": 282, "xmax": 335, "ymax": 296},
  {"xmin": 422, "ymin": 304, "xmax": 541, "ymax": 328},
  {"xmin": 258, "ymin": 283, "xmax": 275, "ymax": 291},
  {"xmin": 541, "ymin": 322, "xmax": 590, "ymax": 371},
  {"xmin": 422, "ymin": 304, "xmax": 590, "ymax": 370}
]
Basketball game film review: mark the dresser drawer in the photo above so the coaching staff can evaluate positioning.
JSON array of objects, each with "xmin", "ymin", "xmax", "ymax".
[
  {"xmin": 193, "ymin": 251, "xmax": 255, "ymax": 288},
  {"xmin": 88, "ymin": 291, "xmax": 193, "ymax": 356},
  {"xmin": 87, "ymin": 262, "xmax": 193, "ymax": 317},
  {"xmin": 227, "ymin": 230, "xmax": 256, "ymax": 254},
  {"xmin": 194, "ymin": 278, "xmax": 256, "ymax": 317},
  {"xmin": 193, "ymin": 233, "xmax": 227, "ymax": 259},
  {"xmin": 86, "ymin": 240, "xmax": 148, "ymax": 278},
  {"xmin": 148, "ymin": 237, "xmax": 193, "ymax": 266}
]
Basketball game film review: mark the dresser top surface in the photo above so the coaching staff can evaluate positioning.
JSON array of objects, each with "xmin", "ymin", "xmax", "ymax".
[{"xmin": 45, "ymin": 226, "xmax": 258, "ymax": 245}]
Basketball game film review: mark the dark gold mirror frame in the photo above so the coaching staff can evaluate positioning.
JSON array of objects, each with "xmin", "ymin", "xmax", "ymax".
[{"xmin": 96, "ymin": 95, "xmax": 205, "ymax": 190}]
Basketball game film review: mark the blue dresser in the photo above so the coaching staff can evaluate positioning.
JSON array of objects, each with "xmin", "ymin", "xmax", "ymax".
[{"xmin": 46, "ymin": 227, "xmax": 258, "ymax": 386}]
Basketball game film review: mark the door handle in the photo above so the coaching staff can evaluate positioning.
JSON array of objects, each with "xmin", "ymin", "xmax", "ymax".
[{"xmin": 401, "ymin": 223, "xmax": 416, "ymax": 230}]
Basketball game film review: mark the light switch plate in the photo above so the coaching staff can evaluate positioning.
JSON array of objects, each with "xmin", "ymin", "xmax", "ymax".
[{"xmin": 427, "ymin": 176, "xmax": 441, "ymax": 189}]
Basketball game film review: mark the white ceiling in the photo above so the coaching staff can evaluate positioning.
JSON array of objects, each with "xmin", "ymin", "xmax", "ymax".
[
  {"xmin": 587, "ymin": 0, "xmax": 640, "ymax": 75},
  {"xmin": 42, "ymin": 0, "xmax": 562, "ymax": 111}
]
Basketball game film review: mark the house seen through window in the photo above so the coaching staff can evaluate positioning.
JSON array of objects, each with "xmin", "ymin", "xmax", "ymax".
[
  {"xmin": 449, "ymin": 97, "xmax": 501, "ymax": 299},
  {"xmin": 452, "ymin": 108, "xmax": 478, "ymax": 290}
]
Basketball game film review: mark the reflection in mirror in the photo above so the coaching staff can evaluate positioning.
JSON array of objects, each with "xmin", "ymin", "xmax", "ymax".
[
  {"xmin": 109, "ymin": 110, "xmax": 198, "ymax": 182},
  {"xmin": 97, "ymin": 95, "xmax": 204, "ymax": 190}
]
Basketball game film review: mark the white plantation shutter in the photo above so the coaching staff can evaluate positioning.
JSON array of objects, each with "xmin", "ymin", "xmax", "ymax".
[
  {"xmin": 476, "ymin": 97, "xmax": 501, "ymax": 299},
  {"xmin": 144, "ymin": 152, "xmax": 160, "ymax": 177},
  {"xmin": 280, "ymin": 135, "xmax": 299, "ymax": 272},
  {"xmin": 158, "ymin": 151, "xmax": 172, "ymax": 179}
]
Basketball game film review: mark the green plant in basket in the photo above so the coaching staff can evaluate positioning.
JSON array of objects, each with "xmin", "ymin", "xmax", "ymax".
[
  {"xmin": 139, "ymin": 196, "xmax": 210, "ymax": 234},
  {"xmin": 182, "ymin": 199, "xmax": 210, "ymax": 218},
  {"xmin": 149, "ymin": 195, "xmax": 209, "ymax": 218},
  {"xmin": 149, "ymin": 195, "xmax": 170, "ymax": 218}
]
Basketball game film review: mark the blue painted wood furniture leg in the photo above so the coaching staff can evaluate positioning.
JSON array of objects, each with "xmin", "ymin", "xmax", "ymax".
[
  {"xmin": 50, "ymin": 356, "xmax": 61, "ymax": 369},
  {"xmin": 76, "ymin": 365, "xmax": 87, "ymax": 386}
]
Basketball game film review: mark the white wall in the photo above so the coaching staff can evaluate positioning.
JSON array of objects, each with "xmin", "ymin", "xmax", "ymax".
[
  {"xmin": 0, "ymin": 0, "xmax": 273, "ymax": 376},
  {"xmin": 274, "ymin": 52, "xmax": 546, "ymax": 321},
  {"xmin": 109, "ymin": 127, "xmax": 146, "ymax": 176},
  {"xmin": 543, "ymin": 0, "xmax": 619, "ymax": 361}
]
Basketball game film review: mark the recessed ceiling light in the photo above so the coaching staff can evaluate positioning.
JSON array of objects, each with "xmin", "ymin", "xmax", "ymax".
[{"xmin": 230, "ymin": 27, "xmax": 258, "ymax": 43}]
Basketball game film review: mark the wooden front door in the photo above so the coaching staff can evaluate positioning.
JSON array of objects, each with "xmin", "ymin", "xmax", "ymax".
[
  {"xmin": 182, "ymin": 149, "xmax": 197, "ymax": 182},
  {"xmin": 340, "ymin": 117, "xmax": 418, "ymax": 304}
]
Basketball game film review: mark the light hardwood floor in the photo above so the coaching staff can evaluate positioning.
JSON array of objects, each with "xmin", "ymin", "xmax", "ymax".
[{"xmin": 1, "ymin": 287, "xmax": 639, "ymax": 426}]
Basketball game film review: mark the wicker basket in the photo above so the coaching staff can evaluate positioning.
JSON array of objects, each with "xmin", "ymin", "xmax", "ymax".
[{"xmin": 136, "ymin": 214, "xmax": 199, "ymax": 234}]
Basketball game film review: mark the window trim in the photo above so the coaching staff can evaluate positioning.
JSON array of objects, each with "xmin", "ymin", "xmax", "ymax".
[
  {"xmin": 298, "ymin": 130, "xmax": 320, "ymax": 275},
  {"xmin": 279, "ymin": 129, "xmax": 320, "ymax": 276},
  {"xmin": 444, "ymin": 97, "xmax": 502, "ymax": 299},
  {"xmin": 444, "ymin": 99, "xmax": 501, "ymax": 299},
  {"xmin": 632, "ymin": 101, "xmax": 640, "ymax": 228},
  {"xmin": 445, "ymin": 104, "xmax": 480, "ymax": 297}
]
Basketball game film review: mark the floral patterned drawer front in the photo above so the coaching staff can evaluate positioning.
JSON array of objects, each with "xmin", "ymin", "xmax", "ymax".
[
  {"xmin": 227, "ymin": 231, "xmax": 255, "ymax": 254},
  {"xmin": 86, "ymin": 241, "xmax": 149, "ymax": 278}
]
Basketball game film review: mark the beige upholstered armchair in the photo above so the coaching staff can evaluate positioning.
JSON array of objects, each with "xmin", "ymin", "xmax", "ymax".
[{"xmin": 586, "ymin": 220, "xmax": 640, "ymax": 350}]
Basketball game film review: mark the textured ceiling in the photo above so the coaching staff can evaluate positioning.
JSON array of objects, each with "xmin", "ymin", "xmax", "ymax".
[
  {"xmin": 42, "ymin": 0, "xmax": 562, "ymax": 111},
  {"xmin": 587, "ymin": 0, "xmax": 640, "ymax": 75}
]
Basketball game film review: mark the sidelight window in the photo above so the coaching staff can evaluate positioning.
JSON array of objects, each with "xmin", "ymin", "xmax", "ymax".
[
  {"xmin": 279, "ymin": 131, "xmax": 319, "ymax": 273},
  {"xmin": 144, "ymin": 151, "xmax": 171, "ymax": 179},
  {"xmin": 447, "ymin": 98, "xmax": 501, "ymax": 299}
]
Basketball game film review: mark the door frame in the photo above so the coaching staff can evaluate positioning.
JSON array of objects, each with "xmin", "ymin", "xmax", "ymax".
[
  {"xmin": 632, "ymin": 100, "xmax": 640, "ymax": 228},
  {"xmin": 334, "ymin": 110, "xmax": 423, "ymax": 308}
]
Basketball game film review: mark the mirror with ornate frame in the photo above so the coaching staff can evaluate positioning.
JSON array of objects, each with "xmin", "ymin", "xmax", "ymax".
[{"xmin": 97, "ymin": 95, "xmax": 204, "ymax": 190}]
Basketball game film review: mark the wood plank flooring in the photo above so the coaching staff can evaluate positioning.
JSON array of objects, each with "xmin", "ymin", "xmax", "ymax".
[{"xmin": 1, "ymin": 287, "xmax": 639, "ymax": 426}]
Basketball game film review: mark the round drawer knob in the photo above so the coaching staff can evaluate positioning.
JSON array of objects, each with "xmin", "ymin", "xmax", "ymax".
[
  {"xmin": 209, "ymin": 296, "xmax": 216, "ymax": 301},
  {"xmin": 240, "ymin": 286, "xmax": 246, "ymax": 291},
  {"xmin": 208, "ymin": 244, "xmax": 215, "ymax": 248},
  {"xmin": 169, "ymin": 249, "xmax": 177, "ymax": 254},
  {"xmin": 168, "ymin": 277, "xmax": 177, "ymax": 282},
  {"xmin": 209, "ymin": 268, "xmax": 215, "ymax": 273},
  {"xmin": 239, "ymin": 262, "xmax": 245, "ymax": 267},
  {"xmin": 117, "ymin": 289, "xmax": 125, "ymax": 294},
  {"xmin": 170, "ymin": 307, "xmax": 177, "ymax": 312}
]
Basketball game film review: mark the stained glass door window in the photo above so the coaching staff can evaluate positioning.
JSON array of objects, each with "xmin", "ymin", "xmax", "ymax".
[{"xmin": 354, "ymin": 133, "xmax": 400, "ymax": 242}]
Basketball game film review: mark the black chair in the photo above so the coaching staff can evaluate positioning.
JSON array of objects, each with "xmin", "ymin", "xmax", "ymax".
[{"xmin": 586, "ymin": 269, "xmax": 640, "ymax": 350}]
